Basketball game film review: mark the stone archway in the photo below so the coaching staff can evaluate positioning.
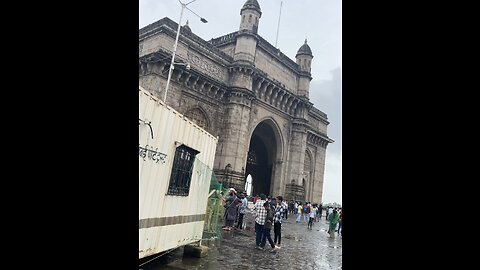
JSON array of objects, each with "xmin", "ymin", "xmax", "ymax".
[{"xmin": 245, "ymin": 119, "xmax": 282, "ymax": 197}]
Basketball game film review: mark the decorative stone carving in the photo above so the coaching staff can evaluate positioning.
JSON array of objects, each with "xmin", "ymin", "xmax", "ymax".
[{"xmin": 187, "ymin": 52, "xmax": 223, "ymax": 81}]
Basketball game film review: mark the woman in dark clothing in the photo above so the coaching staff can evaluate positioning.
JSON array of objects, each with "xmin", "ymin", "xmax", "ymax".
[
  {"xmin": 337, "ymin": 209, "xmax": 342, "ymax": 237},
  {"xmin": 223, "ymin": 188, "xmax": 239, "ymax": 231}
]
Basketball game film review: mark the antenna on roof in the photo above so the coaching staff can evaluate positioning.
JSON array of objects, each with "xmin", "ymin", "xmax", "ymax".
[{"xmin": 275, "ymin": 1, "xmax": 283, "ymax": 48}]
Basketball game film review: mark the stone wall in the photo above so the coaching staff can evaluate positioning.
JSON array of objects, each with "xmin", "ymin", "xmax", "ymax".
[
  {"xmin": 254, "ymin": 48, "xmax": 298, "ymax": 92},
  {"xmin": 284, "ymin": 183, "xmax": 305, "ymax": 202}
]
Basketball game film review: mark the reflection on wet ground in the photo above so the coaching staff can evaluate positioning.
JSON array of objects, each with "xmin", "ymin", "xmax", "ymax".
[{"xmin": 141, "ymin": 211, "xmax": 342, "ymax": 270}]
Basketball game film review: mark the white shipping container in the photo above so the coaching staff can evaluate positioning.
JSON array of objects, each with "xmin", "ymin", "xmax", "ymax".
[{"xmin": 139, "ymin": 86, "xmax": 218, "ymax": 259}]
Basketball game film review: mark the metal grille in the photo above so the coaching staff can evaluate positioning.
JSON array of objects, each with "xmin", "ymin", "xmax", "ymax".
[
  {"xmin": 185, "ymin": 108, "xmax": 208, "ymax": 130},
  {"xmin": 167, "ymin": 145, "xmax": 199, "ymax": 196},
  {"xmin": 247, "ymin": 150, "xmax": 258, "ymax": 165},
  {"xmin": 202, "ymin": 158, "xmax": 228, "ymax": 240}
]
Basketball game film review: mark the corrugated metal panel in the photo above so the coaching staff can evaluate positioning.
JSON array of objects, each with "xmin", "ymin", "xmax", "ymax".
[{"xmin": 139, "ymin": 86, "xmax": 218, "ymax": 259}]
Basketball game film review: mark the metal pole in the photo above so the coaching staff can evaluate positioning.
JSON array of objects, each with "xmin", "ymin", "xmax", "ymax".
[
  {"xmin": 275, "ymin": 1, "xmax": 283, "ymax": 48},
  {"xmin": 163, "ymin": 0, "xmax": 204, "ymax": 104},
  {"xmin": 163, "ymin": 2, "xmax": 186, "ymax": 104}
]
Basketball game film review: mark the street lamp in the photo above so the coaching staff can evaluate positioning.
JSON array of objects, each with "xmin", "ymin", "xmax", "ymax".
[{"xmin": 163, "ymin": 0, "xmax": 208, "ymax": 103}]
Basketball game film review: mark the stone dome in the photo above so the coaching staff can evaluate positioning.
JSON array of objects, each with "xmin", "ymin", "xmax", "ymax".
[
  {"xmin": 241, "ymin": 0, "xmax": 261, "ymax": 12},
  {"xmin": 183, "ymin": 20, "xmax": 191, "ymax": 33},
  {"xmin": 296, "ymin": 39, "xmax": 313, "ymax": 57}
]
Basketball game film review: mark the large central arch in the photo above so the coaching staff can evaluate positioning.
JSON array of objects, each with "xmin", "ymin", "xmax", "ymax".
[{"xmin": 245, "ymin": 119, "xmax": 283, "ymax": 197}]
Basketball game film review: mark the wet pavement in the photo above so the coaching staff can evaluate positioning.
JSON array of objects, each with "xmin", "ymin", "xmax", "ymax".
[{"xmin": 141, "ymin": 209, "xmax": 342, "ymax": 270}]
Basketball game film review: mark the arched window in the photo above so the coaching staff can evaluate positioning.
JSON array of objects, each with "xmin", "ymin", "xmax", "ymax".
[
  {"xmin": 242, "ymin": 15, "xmax": 245, "ymax": 23},
  {"xmin": 185, "ymin": 108, "xmax": 208, "ymax": 130},
  {"xmin": 249, "ymin": 14, "xmax": 252, "ymax": 23}
]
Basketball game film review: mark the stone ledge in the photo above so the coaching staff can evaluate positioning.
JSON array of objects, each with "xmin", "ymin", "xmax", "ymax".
[{"xmin": 183, "ymin": 244, "xmax": 209, "ymax": 258}]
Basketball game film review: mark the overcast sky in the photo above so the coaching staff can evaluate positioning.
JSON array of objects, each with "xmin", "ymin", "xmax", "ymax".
[{"xmin": 139, "ymin": 0, "xmax": 342, "ymax": 205}]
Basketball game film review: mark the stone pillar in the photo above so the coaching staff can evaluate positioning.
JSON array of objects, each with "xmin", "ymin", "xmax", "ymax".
[
  {"xmin": 284, "ymin": 183, "xmax": 305, "ymax": 202},
  {"xmin": 184, "ymin": 243, "xmax": 209, "ymax": 258},
  {"xmin": 287, "ymin": 119, "xmax": 308, "ymax": 196},
  {"xmin": 311, "ymin": 141, "xmax": 328, "ymax": 203},
  {"xmin": 214, "ymin": 67, "xmax": 255, "ymax": 191},
  {"xmin": 270, "ymin": 159, "xmax": 284, "ymax": 197}
]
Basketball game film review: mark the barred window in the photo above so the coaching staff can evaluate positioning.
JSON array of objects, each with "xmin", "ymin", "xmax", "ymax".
[
  {"xmin": 167, "ymin": 144, "xmax": 199, "ymax": 196},
  {"xmin": 247, "ymin": 150, "xmax": 258, "ymax": 165}
]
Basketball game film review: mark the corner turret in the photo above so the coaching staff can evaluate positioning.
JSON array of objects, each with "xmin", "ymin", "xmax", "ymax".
[
  {"xmin": 239, "ymin": 0, "xmax": 262, "ymax": 34},
  {"xmin": 296, "ymin": 39, "xmax": 313, "ymax": 73},
  {"xmin": 296, "ymin": 39, "xmax": 314, "ymax": 98}
]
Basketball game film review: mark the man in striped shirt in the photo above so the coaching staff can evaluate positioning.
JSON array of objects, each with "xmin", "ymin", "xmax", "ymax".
[{"xmin": 253, "ymin": 193, "xmax": 267, "ymax": 249}]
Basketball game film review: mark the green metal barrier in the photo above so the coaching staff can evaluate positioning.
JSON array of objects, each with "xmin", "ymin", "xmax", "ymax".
[
  {"xmin": 204, "ymin": 177, "xmax": 228, "ymax": 239},
  {"xmin": 194, "ymin": 158, "xmax": 228, "ymax": 240}
]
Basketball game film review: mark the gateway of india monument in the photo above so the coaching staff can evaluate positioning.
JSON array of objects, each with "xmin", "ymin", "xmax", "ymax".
[{"xmin": 139, "ymin": 0, "xmax": 334, "ymax": 203}]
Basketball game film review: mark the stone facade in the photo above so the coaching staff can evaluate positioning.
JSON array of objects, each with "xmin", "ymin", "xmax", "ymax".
[{"xmin": 139, "ymin": 0, "xmax": 333, "ymax": 203}]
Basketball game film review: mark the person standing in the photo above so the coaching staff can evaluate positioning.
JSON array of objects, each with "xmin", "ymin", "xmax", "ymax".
[
  {"xmin": 337, "ymin": 208, "xmax": 342, "ymax": 236},
  {"xmin": 296, "ymin": 202, "xmax": 303, "ymax": 223},
  {"xmin": 236, "ymin": 192, "xmax": 248, "ymax": 229},
  {"xmin": 273, "ymin": 196, "xmax": 285, "ymax": 247},
  {"xmin": 253, "ymin": 194, "xmax": 267, "ymax": 249},
  {"xmin": 303, "ymin": 203, "xmax": 310, "ymax": 223},
  {"xmin": 223, "ymin": 188, "xmax": 239, "ymax": 231},
  {"xmin": 260, "ymin": 202, "xmax": 280, "ymax": 252},
  {"xmin": 282, "ymin": 199, "xmax": 288, "ymax": 220},
  {"xmin": 308, "ymin": 204, "xmax": 318, "ymax": 230},
  {"xmin": 327, "ymin": 209, "xmax": 340, "ymax": 238}
]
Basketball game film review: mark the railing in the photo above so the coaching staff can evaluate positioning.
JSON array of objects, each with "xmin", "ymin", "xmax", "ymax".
[
  {"xmin": 203, "ymin": 189, "xmax": 224, "ymax": 238},
  {"xmin": 202, "ymin": 166, "xmax": 228, "ymax": 240},
  {"xmin": 209, "ymin": 31, "xmax": 238, "ymax": 46}
]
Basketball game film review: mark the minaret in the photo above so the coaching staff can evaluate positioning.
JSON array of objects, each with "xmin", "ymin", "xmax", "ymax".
[
  {"xmin": 239, "ymin": 0, "xmax": 262, "ymax": 33},
  {"xmin": 286, "ymin": 40, "xmax": 315, "ymax": 200},
  {"xmin": 296, "ymin": 39, "xmax": 314, "ymax": 98},
  {"xmin": 234, "ymin": 0, "xmax": 262, "ymax": 63}
]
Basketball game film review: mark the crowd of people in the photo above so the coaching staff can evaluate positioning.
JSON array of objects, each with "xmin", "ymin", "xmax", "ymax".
[{"xmin": 221, "ymin": 188, "xmax": 342, "ymax": 252}]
